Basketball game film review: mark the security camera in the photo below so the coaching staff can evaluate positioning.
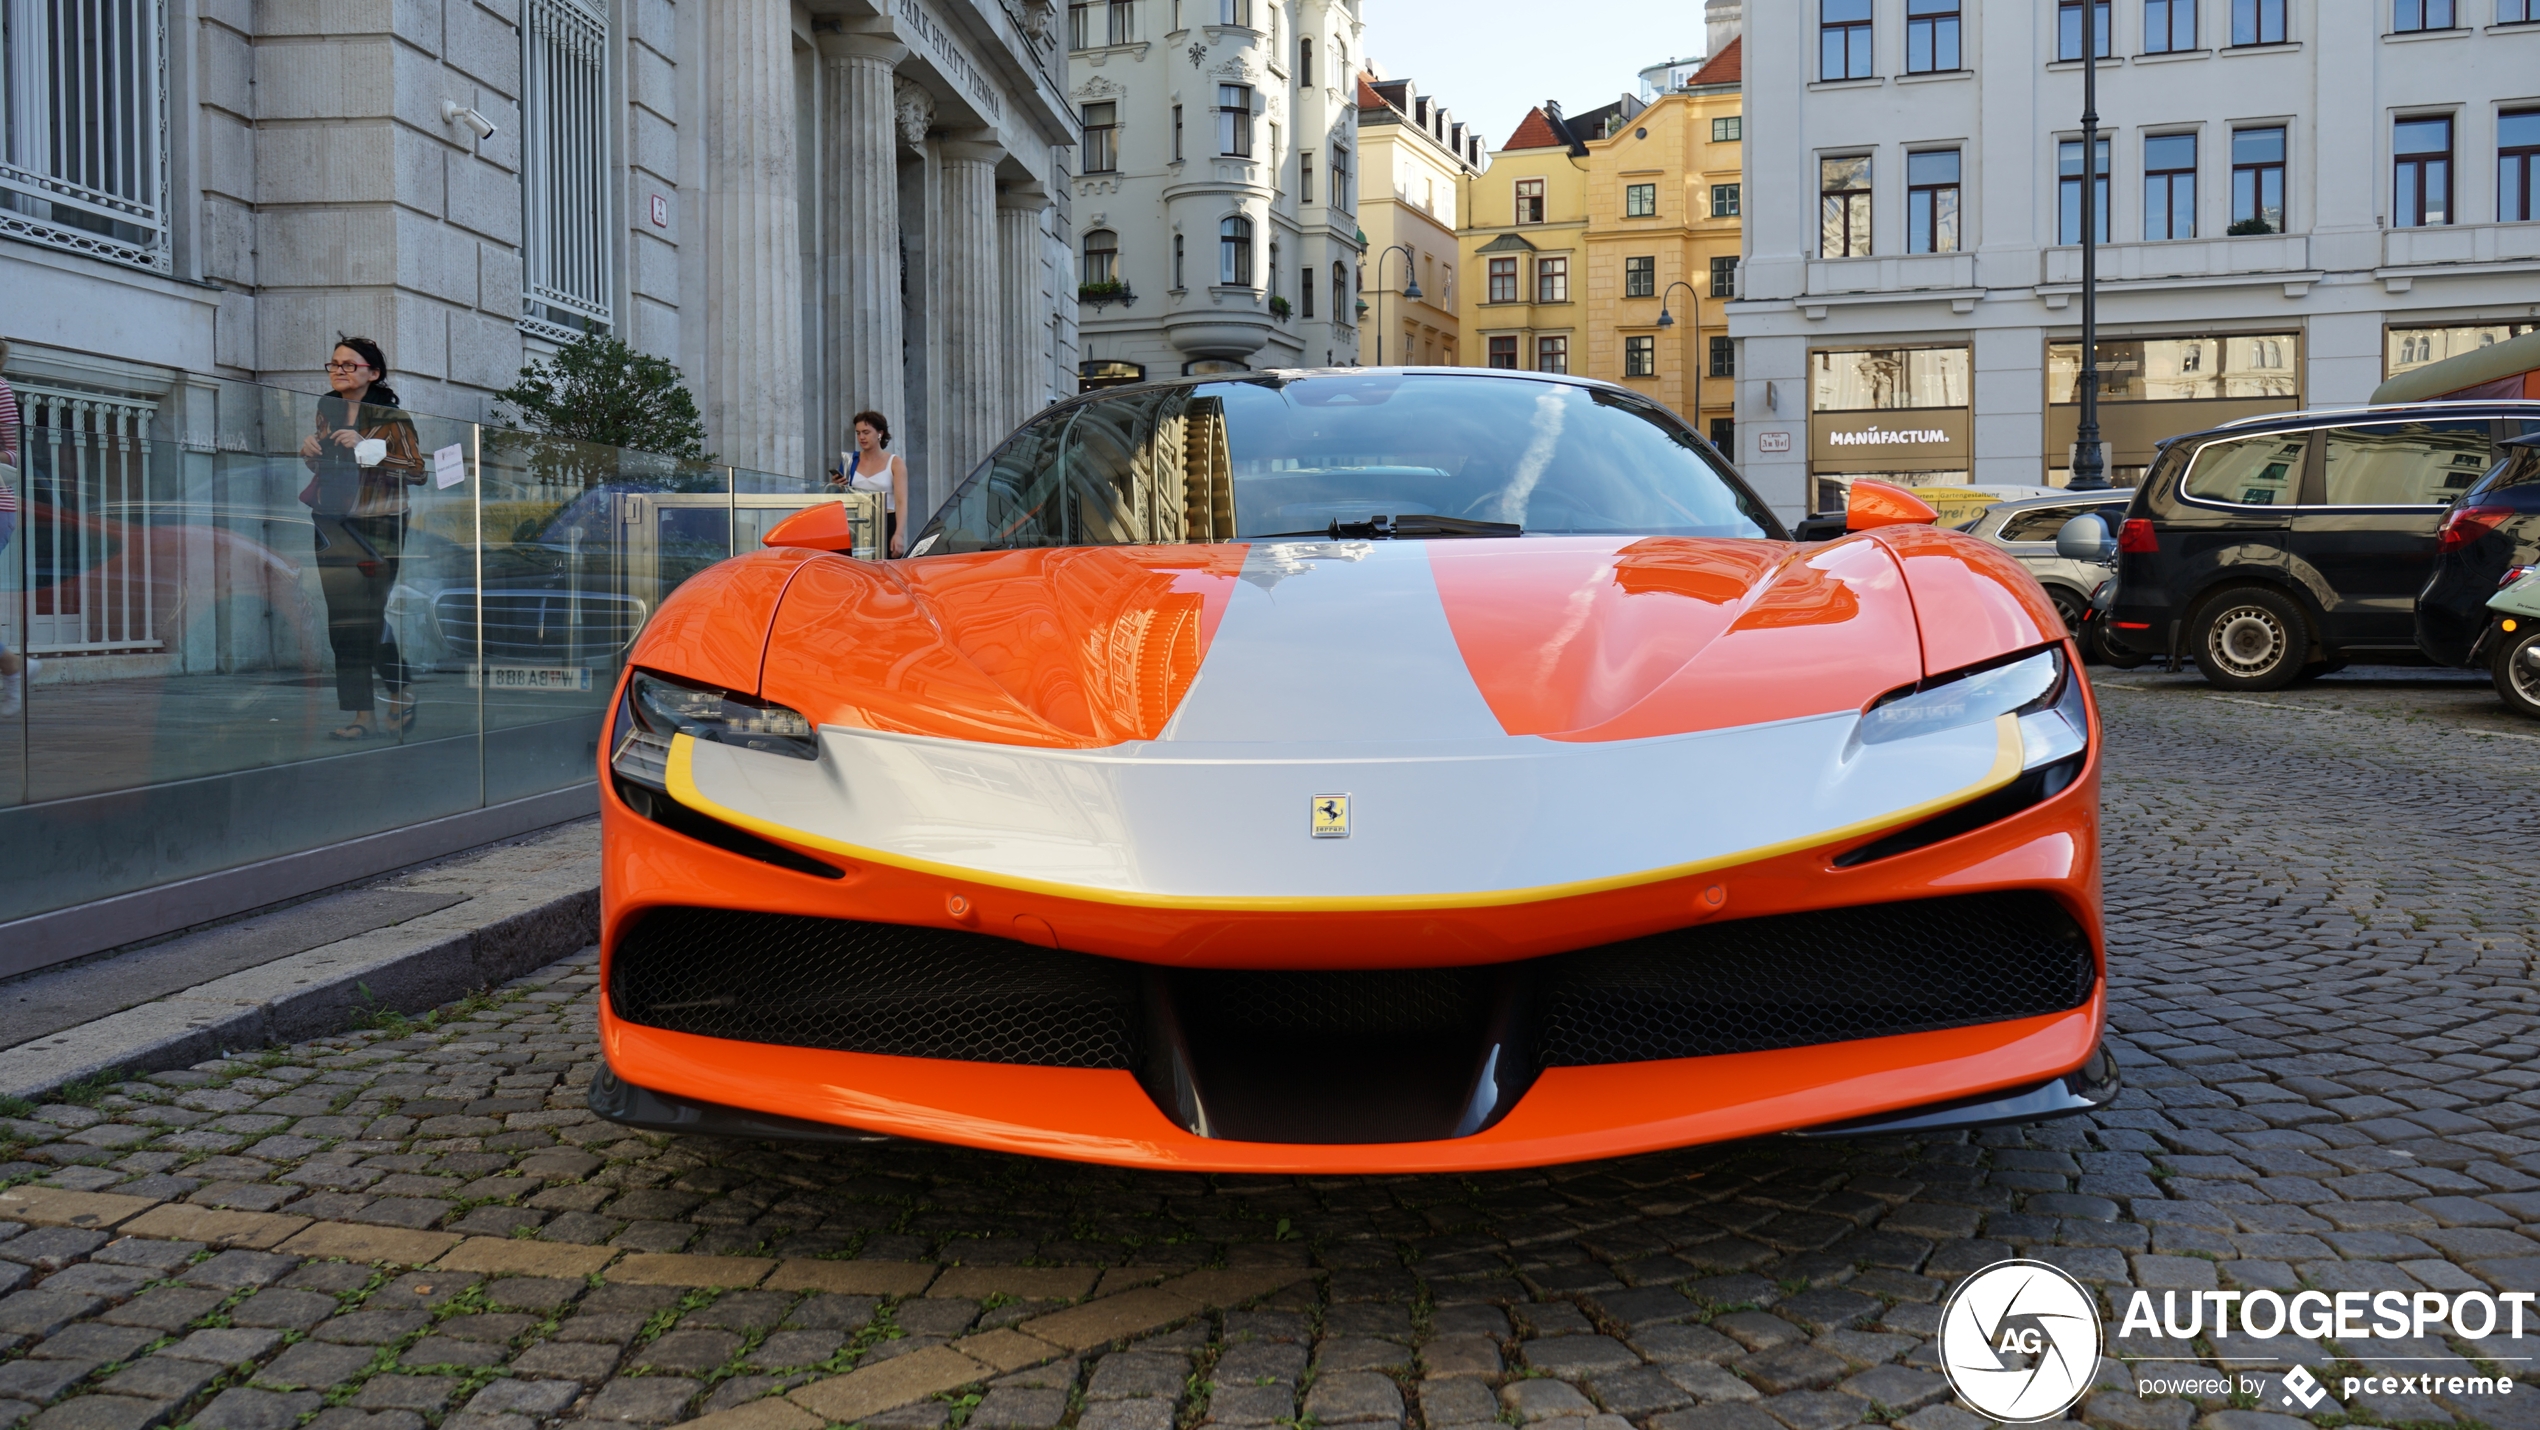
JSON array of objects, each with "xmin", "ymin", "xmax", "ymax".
[{"xmin": 441, "ymin": 100, "xmax": 497, "ymax": 142}]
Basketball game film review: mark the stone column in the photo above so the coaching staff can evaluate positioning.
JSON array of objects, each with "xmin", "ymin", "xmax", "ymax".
[
  {"xmin": 700, "ymin": 0, "xmax": 805, "ymax": 477},
  {"xmin": 816, "ymin": 33, "xmax": 910, "ymax": 465},
  {"xmin": 997, "ymin": 187, "xmax": 1052, "ymax": 432},
  {"xmin": 936, "ymin": 134, "xmax": 1006, "ymax": 487}
]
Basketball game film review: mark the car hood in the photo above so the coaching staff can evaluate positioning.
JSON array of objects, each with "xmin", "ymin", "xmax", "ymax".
[{"xmin": 755, "ymin": 535, "xmax": 1926, "ymax": 748}]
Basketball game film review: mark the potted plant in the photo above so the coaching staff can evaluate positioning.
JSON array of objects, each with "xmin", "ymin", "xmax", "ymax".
[
  {"xmin": 1269, "ymin": 295, "xmax": 1292, "ymax": 319},
  {"xmin": 1079, "ymin": 280, "xmax": 1136, "ymax": 308}
]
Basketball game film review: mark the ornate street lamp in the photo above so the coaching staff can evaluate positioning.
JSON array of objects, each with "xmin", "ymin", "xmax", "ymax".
[
  {"xmin": 1375, "ymin": 243, "xmax": 1422, "ymax": 367},
  {"xmin": 2069, "ymin": 19, "xmax": 2109, "ymax": 491},
  {"xmin": 1657, "ymin": 280, "xmax": 1704, "ymax": 440}
]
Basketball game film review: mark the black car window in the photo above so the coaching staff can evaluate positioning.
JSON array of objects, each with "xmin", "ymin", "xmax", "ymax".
[
  {"xmin": 1998, "ymin": 506, "xmax": 2080, "ymax": 542},
  {"xmin": 2467, "ymin": 442, "xmax": 2540, "ymax": 510},
  {"xmin": 2321, "ymin": 421, "xmax": 2494, "ymax": 506},
  {"xmin": 2180, "ymin": 433, "xmax": 2306, "ymax": 507},
  {"xmin": 918, "ymin": 374, "xmax": 1776, "ymax": 553}
]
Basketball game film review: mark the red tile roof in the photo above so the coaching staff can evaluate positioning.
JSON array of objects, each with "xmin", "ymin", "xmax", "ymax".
[
  {"xmin": 1502, "ymin": 106, "xmax": 1563, "ymax": 151},
  {"xmin": 1687, "ymin": 36, "xmax": 1741, "ymax": 88},
  {"xmin": 1356, "ymin": 74, "xmax": 1387, "ymax": 110}
]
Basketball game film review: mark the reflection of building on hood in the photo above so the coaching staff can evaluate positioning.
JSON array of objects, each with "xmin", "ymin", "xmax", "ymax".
[{"xmin": 1239, "ymin": 540, "xmax": 1373, "ymax": 592}]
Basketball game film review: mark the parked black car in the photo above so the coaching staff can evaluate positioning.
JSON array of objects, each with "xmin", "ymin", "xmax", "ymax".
[
  {"xmin": 2416, "ymin": 433, "xmax": 2540, "ymax": 672},
  {"xmin": 2106, "ymin": 401, "xmax": 2540, "ymax": 690}
]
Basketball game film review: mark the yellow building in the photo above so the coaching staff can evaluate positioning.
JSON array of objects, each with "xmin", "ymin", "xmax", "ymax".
[
  {"xmin": 1354, "ymin": 72, "xmax": 1485, "ymax": 367},
  {"xmin": 1458, "ymin": 41, "xmax": 1742, "ymax": 445}
]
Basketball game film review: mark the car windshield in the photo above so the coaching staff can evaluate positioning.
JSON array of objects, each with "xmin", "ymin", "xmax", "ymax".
[{"xmin": 913, "ymin": 373, "xmax": 1777, "ymax": 553}]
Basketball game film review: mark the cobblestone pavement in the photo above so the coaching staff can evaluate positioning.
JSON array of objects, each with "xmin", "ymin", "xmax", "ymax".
[{"xmin": 0, "ymin": 669, "xmax": 2535, "ymax": 1430}]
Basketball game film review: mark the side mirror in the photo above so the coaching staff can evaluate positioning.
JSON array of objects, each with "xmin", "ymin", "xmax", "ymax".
[
  {"xmin": 1845, "ymin": 479, "xmax": 1940, "ymax": 532},
  {"xmin": 762, "ymin": 501, "xmax": 859, "ymax": 554},
  {"xmin": 2054, "ymin": 513, "xmax": 2117, "ymax": 563}
]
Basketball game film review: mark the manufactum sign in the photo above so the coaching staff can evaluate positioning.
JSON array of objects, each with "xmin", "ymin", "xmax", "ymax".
[{"xmin": 1810, "ymin": 408, "xmax": 1972, "ymax": 471}]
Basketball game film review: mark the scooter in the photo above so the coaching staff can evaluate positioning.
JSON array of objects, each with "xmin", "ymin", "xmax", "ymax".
[{"xmin": 2484, "ymin": 567, "xmax": 2540, "ymax": 718}]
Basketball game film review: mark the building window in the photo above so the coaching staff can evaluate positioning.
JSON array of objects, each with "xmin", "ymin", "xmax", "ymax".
[
  {"xmin": 1536, "ymin": 255, "xmax": 1569, "ymax": 303},
  {"xmin": 1536, "ymin": 336, "xmax": 1569, "ymax": 373},
  {"xmin": 1300, "ymin": 266, "xmax": 1315, "ymax": 317},
  {"xmin": 1331, "ymin": 146, "xmax": 1351, "ymax": 209},
  {"xmin": 1171, "ymin": 106, "xmax": 1184, "ymax": 160},
  {"xmin": 1907, "ymin": 0, "xmax": 1961, "ymax": 72},
  {"xmin": 1300, "ymin": 151, "xmax": 1313, "ymax": 201},
  {"xmin": 2503, "ymin": 110, "xmax": 2540, "ymax": 222},
  {"xmin": 1219, "ymin": 0, "xmax": 1250, "ymax": 24},
  {"xmin": 1488, "ymin": 336, "xmax": 1519, "ymax": 369},
  {"xmin": 1711, "ymin": 183, "xmax": 1740, "ymax": 217},
  {"xmin": 1217, "ymin": 85, "xmax": 1252, "ymax": 156},
  {"xmin": 1173, "ymin": 234, "xmax": 1185, "ymax": 288},
  {"xmin": 2394, "ymin": 116, "xmax": 2452, "ymax": 227},
  {"xmin": 1906, "ymin": 149, "xmax": 1961, "ymax": 253},
  {"xmin": 2059, "ymin": 0, "xmax": 2111, "ymax": 59},
  {"xmin": 1820, "ymin": 155, "xmax": 1871, "ymax": 257},
  {"xmin": 2231, "ymin": 126, "xmax": 2285, "ymax": 233},
  {"xmin": 1710, "ymin": 336, "xmax": 1735, "ymax": 377},
  {"xmin": 1082, "ymin": 229, "xmax": 1119, "ymax": 286},
  {"xmin": 1069, "ymin": 0, "xmax": 1092, "ymax": 48},
  {"xmin": 1268, "ymin": 239, "xmax": 1280, "ymax": 299},
  {"xmin": 2393, "ymin": 0, "xmax": 2455, "ymax": 30},
  {"xmin": 521, "ymin": 0, "xmax": 614, "ymax": 338},
  {"xmin": 2058, "ymin": 137, "xmax": 2109, "ymax": 244},
  {"xmin": 2505, "ymin": 0, "xmax": 2537, "ymax": 22},
  {"xmin": 2145, "ymin": 0, "xmax": 2196, "ymax": 51},
  {"xmin": 1709, "ymin": 417, "xmax": 1734, "ymax": 449},
  {"xmin": 1624, "ymin": 335, "xmax": 1657, "ymax": 377},
  {"xmin": 1334, "ymin": 261, "xmax": 1351, "ymax": 320},
  {"xmin": 1623, "ymin": 255, "xmax": 1655, "ymax": 297},
  {"xmin": 1081, "ymin": 102, "xmax": 1118, "ymax": 173},
  {"xmin": 1711, "ymin": 255, "xmax": 1738, "ymax": 297},
  {"xmin": 1514, "ymin": 178, "xmax": 1545, "ymax": 224},
  {"xmin": 1486, "ymin": 256, "xmax": 1517, "ymax": 303},
  {"xmin": 1625, "ymin": 183, "xmax": 1657, "ymax": 217},
  {"xmin": 1219, "ymin": 215, "xmax": 1253, "ymax": 284},
  {"xmin": 2231, "ymin": 0, "xmax": 2285, "ymax": 44},
  {"xmin": 2144, "ymin": 133, "xmax": 2196, "ymax": 239},
  {"xmin": 1821, "ymin": 0, "xmax": 1873, "ymax": 79},
  {"xmin": 1298, "ymin": 37, "xmax": 1313, "ymax": 85},
  {"xmin": 1713, "ymin": 116, "xmax": 1743, "ymax": 143},
  {"xmin": 1108, "ymin": 0, "xmax": 1134, "ymax": 43}
]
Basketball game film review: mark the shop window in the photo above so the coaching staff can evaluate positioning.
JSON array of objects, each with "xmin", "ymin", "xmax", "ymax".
[
  {"xmin": 2047, "ymin": 335, "xmax": 2298, "ymax": 402},
  {"xmin": 2386, "ymin": 322, "xmax": 2539, "ymax": 376},
  {"xmin": 2231, "ymin": 127, "xmax": 2285, "ymax": 234},
  {"xmin": 1812, "ymin": 347, "xmax": 1971, "ymax": 411}
]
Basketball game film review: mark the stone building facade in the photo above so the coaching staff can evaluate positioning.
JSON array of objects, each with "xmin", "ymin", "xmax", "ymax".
[
  {"xmin": 0, "ymin": 0, "xmax": 1079, "ymax": 511},
  {"xmin": 1067, "ymin": 0, "xmax": 1367, "ymax": 385}
]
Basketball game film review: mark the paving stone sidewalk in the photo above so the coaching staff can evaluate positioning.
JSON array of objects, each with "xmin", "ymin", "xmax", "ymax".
[{"xmin": 0, "ymin": 670, "xmax": 2530, "ymax": 1430}]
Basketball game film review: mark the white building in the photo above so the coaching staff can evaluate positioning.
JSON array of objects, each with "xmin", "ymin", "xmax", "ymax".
[
  {"xmin": 1728, "ymin": 2, "xmax": 2540, "ymax": 520},
  {"xmin": 0, "ymin": 0, "xmax": 1080, "ymax": 511},
  {"xmin": 1068, "ymin": 0, "xmax": 1367, "ymax": 385}
]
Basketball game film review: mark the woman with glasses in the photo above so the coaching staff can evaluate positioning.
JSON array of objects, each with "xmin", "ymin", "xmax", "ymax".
[{"xmin": 297, "ymin": 337, "xmax": 424, "ymax": 739}]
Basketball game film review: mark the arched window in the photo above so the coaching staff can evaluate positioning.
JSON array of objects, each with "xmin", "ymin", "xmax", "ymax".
[
  {"xmin": 1299, "ymin": 37, "xmax": 1314, "ymax": 85},
  {"xmin": 1219, "ymin": 215, "xmax": 1254, "ymax": 285},
  {"xmin": 1082, "ymin": 229, "xmax": 1119, "ymax": 286}
]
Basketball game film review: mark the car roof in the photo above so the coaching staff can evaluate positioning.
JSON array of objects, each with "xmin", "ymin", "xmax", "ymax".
[
  {"xmin": 1984, "ymin": 491, "xmax": 2133, "ymax": 512},
  {"xmin": 1046, "ymin": 365, "xmax": 1634, "ymax": 417},
  {"xmin": 2171, "ymin": 399, "xmax": 2540, "ymax": 449}
]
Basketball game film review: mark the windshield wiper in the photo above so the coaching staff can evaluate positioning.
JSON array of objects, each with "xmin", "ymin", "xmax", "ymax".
[{"xmin": 1265, "ymin": 514, "xmax": 1522, "ymax": 540}]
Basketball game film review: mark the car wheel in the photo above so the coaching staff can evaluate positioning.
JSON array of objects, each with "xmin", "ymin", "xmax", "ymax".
[
  {"xmin": 2087, "ymin": 624, "xmax": 2149, "ymax": 669},
  {"xmin": 2192, "ymin": 588, "xmax": 2308, "ymax": 692},
  {"xmin": 2492, "ymin": 629, "xmax": 2540, "ymax": 718},
  {"xmin": 2047, "ymin": 588, "xmax": 2086, "ymax": 637}
]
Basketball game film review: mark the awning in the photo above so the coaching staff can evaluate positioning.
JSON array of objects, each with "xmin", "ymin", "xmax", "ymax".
[{"xmin": 2370, "ymin": 328, "xmax": 2540, "ymax": 404}]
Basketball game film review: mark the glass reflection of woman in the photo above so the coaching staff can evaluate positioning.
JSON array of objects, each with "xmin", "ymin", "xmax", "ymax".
[
  {"xmin": 297, "ymin": 337, "xmax": 424, "ymax": 740},
  {"xmin": 830, "ymin": 410, "xmax": 908, "ymax": 557}
]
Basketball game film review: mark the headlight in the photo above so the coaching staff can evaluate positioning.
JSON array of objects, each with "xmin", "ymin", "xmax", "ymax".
[
  {"xmin": 611, "ymin": 670, "xmax": 818, "ymax": 791},
  {"xmin": 1858, "ymin": 646, "xmax": 2088, "ymax": 771}
]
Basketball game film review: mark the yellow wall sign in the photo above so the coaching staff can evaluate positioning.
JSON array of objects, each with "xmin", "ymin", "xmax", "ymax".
[{"xmin": 1310, "ymin": 794, "xmax": 1351, "ymax": 839}]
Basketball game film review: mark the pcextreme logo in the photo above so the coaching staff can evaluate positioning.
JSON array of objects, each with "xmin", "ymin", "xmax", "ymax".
[{"xmin": 1939, "ymin": 1260, "xmax": 2104, "ymax": 1422}]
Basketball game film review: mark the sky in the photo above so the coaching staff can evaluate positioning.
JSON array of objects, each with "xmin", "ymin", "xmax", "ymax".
[{"xmin": 1356, "ymin": 0, "xmax": 1712, "ymax": 165}]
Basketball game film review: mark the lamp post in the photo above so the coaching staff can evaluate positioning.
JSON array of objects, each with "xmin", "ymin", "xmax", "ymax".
[
  {"xmin": 1374, "ymin": 243, "xmax": 1422, "ymax": 367},
  {"xmin": 1656, "ymin": 279, "xmax": 1703, "ymax": 439},
  {"xmin": 2069, "ymin": 14, "xmax": 2108, "ymax": 490}
]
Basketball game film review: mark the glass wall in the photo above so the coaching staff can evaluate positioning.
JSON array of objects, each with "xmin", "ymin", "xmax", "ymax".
[{"xmin": 0, "ymin": 372, "xmax": 869, "ymax": 928}]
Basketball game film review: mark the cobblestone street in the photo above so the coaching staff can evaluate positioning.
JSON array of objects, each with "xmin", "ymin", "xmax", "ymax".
[{"xmin": 0, "ymin": 669, "xmax": 2536, "ymax": 1430}]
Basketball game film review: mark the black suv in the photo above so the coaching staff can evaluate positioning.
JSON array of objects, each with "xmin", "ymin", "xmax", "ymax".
[
  {"xmin": 2106, "ymin": 401, "xmax": 2540, "ymax": 690},
  {"xmin": 2416, "ymin": 433, "xmax": 2540, "ymax": 674}
]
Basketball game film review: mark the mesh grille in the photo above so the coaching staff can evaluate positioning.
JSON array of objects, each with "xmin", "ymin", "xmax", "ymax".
[
  {"xmin": 609, "ymin": 907, "xmax": 1143, "ymax": 1067},
  {"xmin": 609, "ymin": 892, "xmax": 2091, "ymax": 1071},
  {"xmin": 1537, "ymin": 890, "xmax": 2093, "ymax": 1065}
]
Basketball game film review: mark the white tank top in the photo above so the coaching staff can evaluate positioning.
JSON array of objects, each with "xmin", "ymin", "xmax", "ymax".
[{"xmin": 845, "ymin": 452, "xmax": 895, "ymax": 511}]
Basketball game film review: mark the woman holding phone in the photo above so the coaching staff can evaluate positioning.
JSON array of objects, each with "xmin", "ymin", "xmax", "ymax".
[{"xmin": 297, "ymin": 337, "xmax": 424, "ymax": 739}]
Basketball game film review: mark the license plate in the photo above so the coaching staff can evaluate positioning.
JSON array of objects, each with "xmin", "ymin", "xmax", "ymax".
[{"xmin": 468, "ymin": 666, "xmax": 594, "ymax": 692}]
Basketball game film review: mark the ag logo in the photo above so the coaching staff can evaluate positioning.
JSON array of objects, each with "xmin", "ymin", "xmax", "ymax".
[
  {"xmin": 1938, "ymin": 1259, "xmax": 2102, "ymax": 1422},
  {"xmin": 1310, "ymin": 794, "xmax": 1350, "ymax": 839}
]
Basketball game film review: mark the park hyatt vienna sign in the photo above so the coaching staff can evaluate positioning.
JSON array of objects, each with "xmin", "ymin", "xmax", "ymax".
[{"xmin": 1810, "ymin": 408, "xmax": 1973, "ymax": 470}]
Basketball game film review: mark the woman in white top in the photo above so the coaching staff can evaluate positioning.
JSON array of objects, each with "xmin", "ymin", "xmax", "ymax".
[{"xmin": 832, "ymin": 409, "xmax": 910, "ymax": 557}]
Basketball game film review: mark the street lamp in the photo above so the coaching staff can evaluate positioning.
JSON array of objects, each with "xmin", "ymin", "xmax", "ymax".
[
  {"xmin": 1656, "ymin": 280, "xmax": 1705, "ymax": 441},
  {"xmin": 1374, "ymin": 243, "xmax": 1423, "ymax": 367},
  {"xmin": 2069, "ymin": 19, "xmax": 2109, "ymax": 490}
]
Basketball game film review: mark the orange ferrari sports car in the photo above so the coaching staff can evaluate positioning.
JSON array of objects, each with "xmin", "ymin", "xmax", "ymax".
[{"xmin": 589, "ymin": 369, "xmax": 2111, "ymax": 1171}]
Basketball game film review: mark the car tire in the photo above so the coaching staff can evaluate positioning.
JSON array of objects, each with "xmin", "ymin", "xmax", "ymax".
[
  {"xmin": 2047, "ymin": 588, "xmax": 2087, "ymax": 637},
  {"xmin": 2492, "ymin": 629, "xmax": 2540, "ymax": 718},
  {"xmin": 2191, "ymin": 587, "xmax": 2309, "ymax": 692},
  {"xmin": 2087, "ymin": 624, "xmax": 2149, "ymax": 669}
]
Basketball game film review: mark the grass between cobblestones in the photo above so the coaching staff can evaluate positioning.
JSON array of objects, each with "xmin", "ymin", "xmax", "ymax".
[{"xmin": 0, "ymin": 673, "xmax": 2531, "ymax": 1430}]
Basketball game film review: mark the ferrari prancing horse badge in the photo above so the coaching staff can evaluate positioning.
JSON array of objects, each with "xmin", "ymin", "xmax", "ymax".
[{"xmin": 1310, "ymin": 794, "xmax": 1351, "ymax": 838}]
